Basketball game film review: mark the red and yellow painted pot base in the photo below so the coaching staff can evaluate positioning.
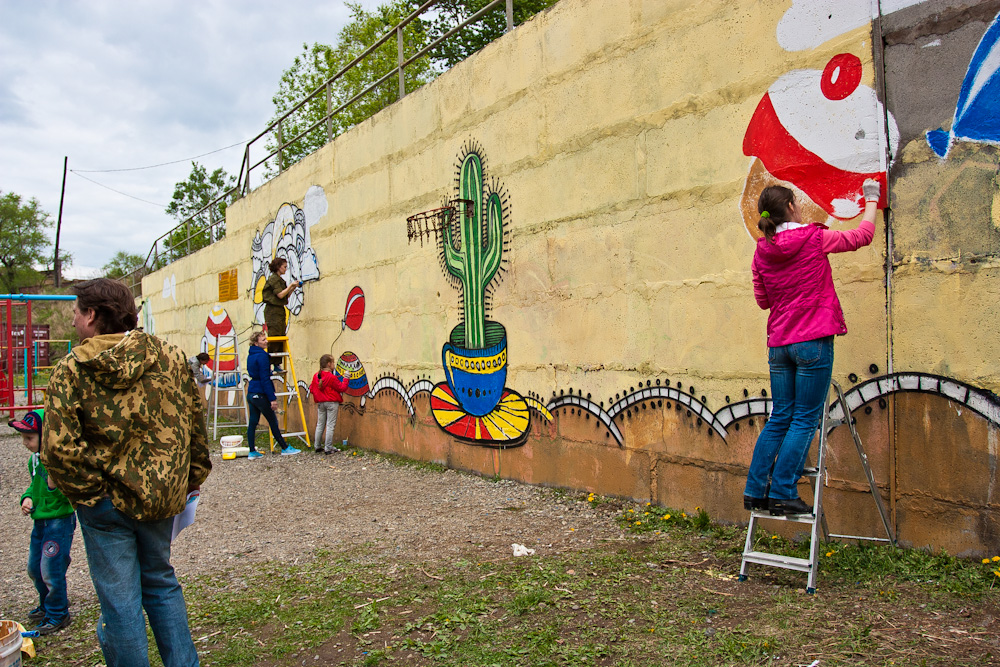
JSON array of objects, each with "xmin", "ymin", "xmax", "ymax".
[{"xmin": 430, "ymin": 383, "xmax": 529, "ymax": 446}]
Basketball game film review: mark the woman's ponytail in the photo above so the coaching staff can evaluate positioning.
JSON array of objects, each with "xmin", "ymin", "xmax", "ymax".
[{"xmin": 756, "ymin": 186, "xmax": 796, "ymax": 243}]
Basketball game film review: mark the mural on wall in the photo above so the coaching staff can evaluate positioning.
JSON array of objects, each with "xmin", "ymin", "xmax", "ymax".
[
  {"xmin": 926, "ymin": 11, "xmax": 1000, "ymax": 158},
  {"xmin": 139, "ymin": 299, "xmax": 155, "ymax": 335},
  {"xmin": 336, "ymin": 351, "xmax": 370, "ymax": 397},
  {"xmin": 741, "ymin": 52, "xmax": 898, "ymax": 236},
  {"xmin": 344, "ymin": 286, "xmax": 365, "ymax": 331},
  {"xmin": 162, "ymin": 274, "xmax": 177, "ymax": 304},
  {"xmin": 249, "ymin": 188, "xmax": 325, "ymax": 325},
  {"xmin": 200, "ymin": 304, "xmax": 238, "ymax": 372},
  {"xmin": 405, "ymin": 142, "xmax": 551, "ymax": 447},
  {"xmin": 775, "ymin": 0, "xmax": 929, "ymax": 52}
]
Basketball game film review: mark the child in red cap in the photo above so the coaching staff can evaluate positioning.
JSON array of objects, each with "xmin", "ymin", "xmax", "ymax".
[{"xmin": 12, "ymin": 408, "xmax": 76, "ymax": 635}]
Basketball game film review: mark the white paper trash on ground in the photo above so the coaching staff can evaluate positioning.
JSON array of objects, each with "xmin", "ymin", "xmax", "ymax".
[{"xmin": 512, "ymin": 543, "xmax": 535, "ymax": 557}]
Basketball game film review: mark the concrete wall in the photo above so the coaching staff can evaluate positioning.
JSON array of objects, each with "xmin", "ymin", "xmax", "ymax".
[{"xmin": 142, "ymin": 0, "xmax": 1000, "ymax": 556}]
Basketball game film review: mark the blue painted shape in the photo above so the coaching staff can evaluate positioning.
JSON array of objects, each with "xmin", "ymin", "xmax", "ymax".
[
  {"xmin": 926, "ymin": 128, "xmax": 951, "ymax": 157},
  {"xmin": 927, "ymin": 12, "xmax": 1000, "ymax": 157}
]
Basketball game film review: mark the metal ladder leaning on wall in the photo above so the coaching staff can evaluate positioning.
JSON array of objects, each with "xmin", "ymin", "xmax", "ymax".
[
  {"xmin": 739, "ymin": 380, "xmax": 896, "ymax": 594},
  {"xmin": 209, "ymin": 333, "xmax": 250, "ymax": 440},
  {"xmin": 265, "ymin": 335, "xmax": 311, "ymax": 452}
]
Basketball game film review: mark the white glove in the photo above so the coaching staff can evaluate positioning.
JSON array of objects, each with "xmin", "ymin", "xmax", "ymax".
[{"xmin": 862, "ymin": 178, "xmax": 881, "ymax": 203}]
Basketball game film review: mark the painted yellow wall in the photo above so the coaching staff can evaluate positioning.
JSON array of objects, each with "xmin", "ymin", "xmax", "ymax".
[{"xmin": 141, "ymin": 0, "xmax": 1000, "ymax": 556}]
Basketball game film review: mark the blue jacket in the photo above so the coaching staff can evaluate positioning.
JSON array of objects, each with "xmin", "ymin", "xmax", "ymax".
[{"xmin": 246, "ymin": 345, "xmax": 275, "ymax": 402}]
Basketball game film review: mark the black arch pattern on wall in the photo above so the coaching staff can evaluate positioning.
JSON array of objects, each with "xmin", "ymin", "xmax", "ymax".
[{"xmin": 344, "ymin": 372, "xmax": 1000, "ymax": 443}]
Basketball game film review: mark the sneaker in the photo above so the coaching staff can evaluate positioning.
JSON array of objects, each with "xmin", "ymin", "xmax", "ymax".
[
  {"xmin": 248, "ymin": 451, "xmax": 263, "ymax": 460},
  {"xmin": 314, "ymin": 448, "xmax": 324, "ymax": 453},
  {"xmin": 281, "ymin": 446, "xmax": 301, "ymax": 456},
  {"xmin": 325, "ymin": 446, "xmax": 340, "ymax": 454},
  {"xmin": 27, "ymin": 607, "xmax": 45, "ymax": 623},
  {"xmin": 36, "ymin": 615, "xmax": 71, "ymax": 636}
]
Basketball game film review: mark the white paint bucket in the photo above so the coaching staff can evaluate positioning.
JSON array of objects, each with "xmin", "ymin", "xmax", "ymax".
[
  {"xmin": 220, "ymin": 435, "xmax": 249, "ymax": 460},
  {"xmin": 0, "ymin": 621, "xmax": 23, "ymax": 667}
]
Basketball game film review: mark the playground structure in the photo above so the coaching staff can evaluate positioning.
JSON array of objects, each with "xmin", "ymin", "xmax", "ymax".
[{"xmin": 0, "ymin": 294, "xmax": 76, "ymax": 417}]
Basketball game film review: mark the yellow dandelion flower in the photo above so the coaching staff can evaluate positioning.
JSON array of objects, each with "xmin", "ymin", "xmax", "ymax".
[
  {"xmin": 635, "ymin": 521, "xmax": 642, "ymax": 525},
  {"xmin": 627, "ymin": 509, "xmax": 634, "ymax": 513},
  {"xmin": 994, "ymin": 570, "xmax": 1000, "ymax": 577},
  {"xmin": 771, "ymin": 535, "xmax": 778, "ymax": 540},
  {"xmin": 984, "ymin": 558, "xmax": 991, "ymax": 564},
  {"xmin": 826, "ymin": 551, "xmax": 834, "ymax": 557},
  {"xmin": 681, "ymin": 512, "xmax": 687, "ymax": 518},
  {"xmin": 646, "ymin": 502, "xmax": 651, "ymax": 506},
  {"xmin": 993, "ymin": 556, "xmax": 1000, "ymax": 562},
  {"xmin": 644, "ymin": 512, "xmax": 650, "ymax": 516},
  {"xmin": 664, "ymin": 514, "xmax": 671, "ymax": 520}
]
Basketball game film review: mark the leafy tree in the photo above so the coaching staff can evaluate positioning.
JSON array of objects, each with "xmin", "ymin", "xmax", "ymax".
[
  {"xmin": 162, "ymin": 161, "xmax": 237, "ymax": 262},
  {"xmin": 426, "ymin": 0, "xmax": 559, "ymax": 68},
  {"xmin": 102, "ymin": 250, "xmax": 146, "ymax": 280},
  {"xmin": 267, "ymin": 0, "xmax": 434, "ymax": 169},
  {"xmin": 0, "ymin": 190, "xmax": 53, "ymax": 293}
]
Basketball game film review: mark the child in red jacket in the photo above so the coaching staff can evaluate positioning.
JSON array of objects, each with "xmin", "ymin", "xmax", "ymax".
[{"xmin": 310, "ymin": 354, "xmax": 350, "ymax": 454}]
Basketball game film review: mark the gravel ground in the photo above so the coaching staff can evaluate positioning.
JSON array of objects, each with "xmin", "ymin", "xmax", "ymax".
[{"xmin": 0, "ymin": 433, "xmax": 624, "ymax": 621}]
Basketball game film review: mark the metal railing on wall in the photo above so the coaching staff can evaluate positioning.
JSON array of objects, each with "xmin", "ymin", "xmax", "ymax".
[{"xmin": 122, "ymin": 0, "xmax": 515, "ymax": 296}]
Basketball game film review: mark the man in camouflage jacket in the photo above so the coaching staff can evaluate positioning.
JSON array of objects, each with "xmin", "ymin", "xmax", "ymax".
[{"xmin": 42, "ymin": 278, "xmax": 211, "ymax": 667}]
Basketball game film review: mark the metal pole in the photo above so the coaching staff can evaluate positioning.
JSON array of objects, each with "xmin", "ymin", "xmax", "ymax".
[
  {"xmin": 325, "ymin": 82, "xmax": 333, "ymax": 142},
  {"xmin": 506, "ymin": 0, "xmax": 513, "ymax": 32},
  {"xmin": 397, "ymin": 25, "xmax": 406, "ymax": 100},
  {"xmin": 277, "ymin": 121, "xmax": 285, "ymax": 173},
  {"xmin": 54, "ymin": 156, "xmax": 67, "ymax": 288}
]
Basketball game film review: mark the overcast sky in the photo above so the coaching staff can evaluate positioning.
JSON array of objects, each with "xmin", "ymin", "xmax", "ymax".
[{"xmin": 0, "ymin": 0, "xmax": 384, "ymax": 275}]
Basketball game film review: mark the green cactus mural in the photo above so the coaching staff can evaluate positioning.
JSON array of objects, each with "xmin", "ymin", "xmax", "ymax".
[
  {"xmin": 441, "ymin": 151, "xmax": 505, "ymax": 350},
  {"xmin": 407, "ymin": 142, "xmax": 539, "ymax": 445}
]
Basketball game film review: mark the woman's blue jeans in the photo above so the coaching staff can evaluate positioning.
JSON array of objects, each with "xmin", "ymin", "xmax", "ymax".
[
  {"xmin": 76, "ymin": 498, "xmax": 199, "ymax": 667},
  {"xmin": 745, "ymin": 336, "xmax": 834, "ymax": 501},
  {"xmin": 27, "ymin": 513, "xmax": 76, "ymax": 623},
  {"xmin": 247, "ymin": 393, "xmax": 288, "ymax": 451}
]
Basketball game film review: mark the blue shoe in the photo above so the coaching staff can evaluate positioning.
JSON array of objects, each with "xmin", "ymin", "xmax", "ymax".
[
  {"xmin": 248, "ymin": 451, "xmax": 263, "ymax": 460},
  {"xmin": 281, "ymin": 446, "xmax": 301, "ymax": 456}
]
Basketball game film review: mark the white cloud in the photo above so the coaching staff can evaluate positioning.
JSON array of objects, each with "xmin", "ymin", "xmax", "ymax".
[
  {"xmin": 776, "ymin": 0, "xmax": 930, "ymax": 51},
  {"xmin": 0, "ymin": 0, "xmax": 383, "ymax": 270}
]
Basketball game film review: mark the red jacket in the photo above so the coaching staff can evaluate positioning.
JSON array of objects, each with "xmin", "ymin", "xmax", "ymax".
[{"xmin": 310, "ymin": 370, "xmax": 349, "ymax": 403}]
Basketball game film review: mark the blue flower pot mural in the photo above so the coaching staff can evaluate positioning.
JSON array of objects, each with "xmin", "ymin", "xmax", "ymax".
[{"xmin": 442, "ymin": 320, "xmax": 507, "ymax": 417}]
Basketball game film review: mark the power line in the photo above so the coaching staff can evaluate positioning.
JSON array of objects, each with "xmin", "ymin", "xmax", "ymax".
[
  {"xmin": 70, "ymin": 171, "xmax": 168, "ymax": 208},
  {"xmin": 72, "ymin": 140, "xmax": 246, "ymax": 173}
]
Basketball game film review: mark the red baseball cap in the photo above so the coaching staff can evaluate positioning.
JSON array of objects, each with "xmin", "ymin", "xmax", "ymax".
[{"xmin": 9, "ymin": 409, "xmax": 43, "ymax": 435}]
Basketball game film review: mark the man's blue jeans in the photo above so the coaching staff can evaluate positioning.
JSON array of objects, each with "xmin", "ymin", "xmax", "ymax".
[
  {"xmin": 745, "ymin": 336, "xmax": 834, "ymax": 501},
  {"xmin": 27, "ymin": 513, "xmax": 76, "ymax": 623},
  {"xmin": 76, "ymin": 498, "xmax": 199, "ymax": 667}
]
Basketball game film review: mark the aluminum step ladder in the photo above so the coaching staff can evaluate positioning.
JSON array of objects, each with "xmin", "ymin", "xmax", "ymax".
[
  {"xmin": 209, "ymin": 333, "xmax": 250, "ymax": 440},
  {"xmin": 265, "ymin": 334, "xmax": 311, "ymax": 452},
  {"xmin": 739, "ymin": 380, "xmax": 895, "ymax": 594}
]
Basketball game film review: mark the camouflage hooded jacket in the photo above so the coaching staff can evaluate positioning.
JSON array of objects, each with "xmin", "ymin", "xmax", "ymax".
[{"xmin": 41, "ymin": 331, "xmax": 212, "ymax": 521}]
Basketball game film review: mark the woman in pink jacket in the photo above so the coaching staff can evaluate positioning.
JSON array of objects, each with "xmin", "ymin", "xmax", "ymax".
[
  {"xmin": 310, "ymin": 354, "xmax": 350, "ymax": 454},
  {"xmin": 744, "ymin": 178, "xmax": 881, "ymax": 516}
]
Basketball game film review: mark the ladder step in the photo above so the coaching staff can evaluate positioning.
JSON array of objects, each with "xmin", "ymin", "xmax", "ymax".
[
  {"xmin": 742, "ymin": 551, "xmax": 812, "ymax": 573},
  {"xmin": 748, "ymin": 510, "xmax": 816, "ymax": 524},
  {"xmin": 274, "ymin": 391, "xmax": 299, "ymax": 397},
  {"xmin": 282, "ymin": 431, "xmax": 307, "ymax": 438}
]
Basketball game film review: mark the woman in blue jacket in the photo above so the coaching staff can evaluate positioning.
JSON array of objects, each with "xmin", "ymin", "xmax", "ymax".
[{"xmin": 246, "ymin": 331, "xmax": 301, "ymax": 459}]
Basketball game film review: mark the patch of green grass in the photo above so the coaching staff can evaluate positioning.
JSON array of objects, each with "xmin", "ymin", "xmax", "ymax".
[
  {"xmin": 28, "ymin": 512, "xmax": 1000, "ymax": 666},
  {"xmin": 366, "ymin": 449, "xmax": 448, "ymax": 473}
]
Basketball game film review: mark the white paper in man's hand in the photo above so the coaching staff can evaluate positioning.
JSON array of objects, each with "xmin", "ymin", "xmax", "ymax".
[{"xmin": 171, "ymin": 490, "xmax": 200, "ymax": 542}]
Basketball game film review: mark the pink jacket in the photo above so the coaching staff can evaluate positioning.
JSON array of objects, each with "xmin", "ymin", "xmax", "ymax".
[
  {"xmin": 310, "ymin": 370, "xmax": 349, "ymax": 403},
  {"xmin": 752, "ymin": 221, "xmax": 874, "ymax": 347}
]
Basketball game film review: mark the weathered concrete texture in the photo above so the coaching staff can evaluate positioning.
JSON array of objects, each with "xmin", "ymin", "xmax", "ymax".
[{"xmin": 141, "ymin": 0, "xmax": 1000, "ymax": 555}]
